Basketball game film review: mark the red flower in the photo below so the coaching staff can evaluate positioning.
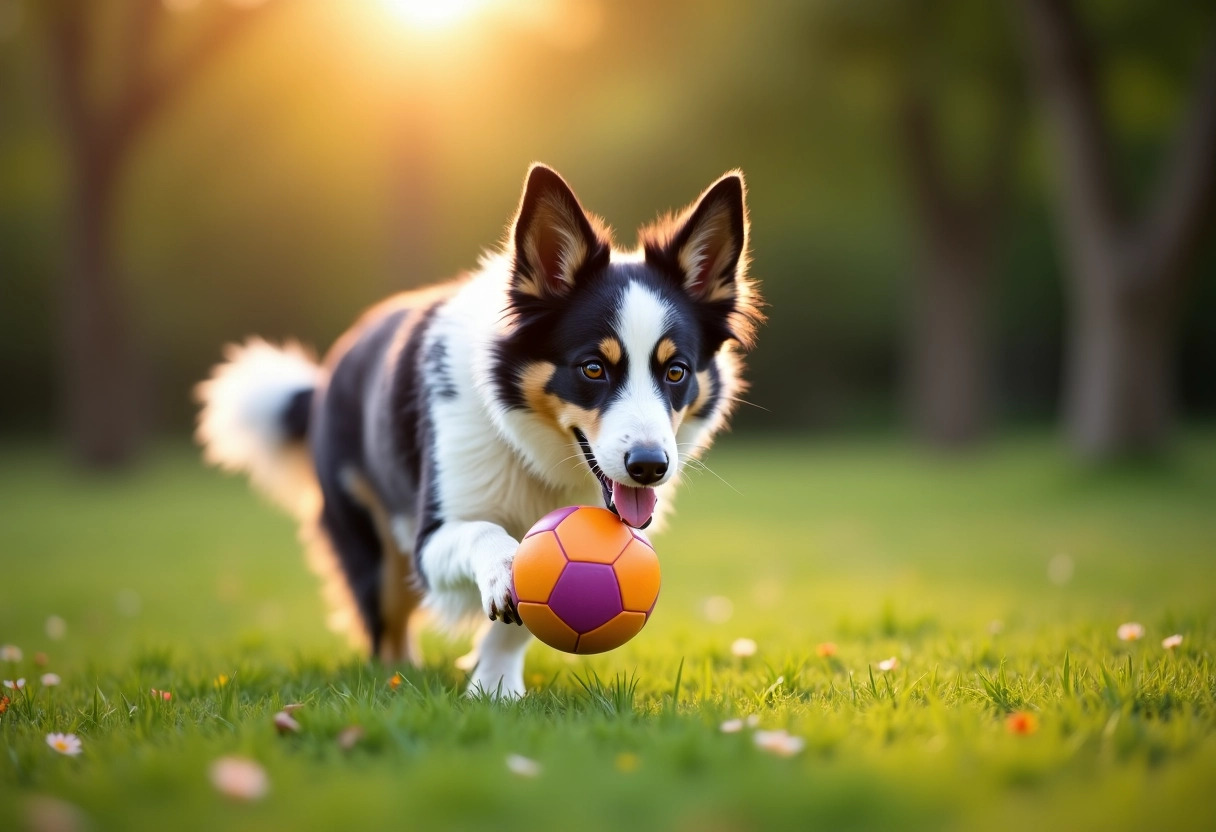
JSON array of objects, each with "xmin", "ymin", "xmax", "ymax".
[{"xmin": 1006, "ymin": 711, "xmax": 1039, "ymax": 735}]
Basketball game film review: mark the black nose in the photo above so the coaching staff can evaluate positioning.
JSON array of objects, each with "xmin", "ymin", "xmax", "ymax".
[{"xmin": 624, "ymin": 447, "xmax": 668, "ymax": 486}]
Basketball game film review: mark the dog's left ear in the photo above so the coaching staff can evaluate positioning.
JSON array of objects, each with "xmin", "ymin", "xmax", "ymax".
[
  {"xmin": 510, "ymin": 164, "xmax": 609, "ymax": 299},
  {"xmin": 645, "ymin": 172, "xmax": 748, "ymax": 304}
]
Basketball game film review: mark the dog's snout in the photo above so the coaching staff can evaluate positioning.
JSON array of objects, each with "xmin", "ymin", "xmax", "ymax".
[{"xmin": 624, "ymin": 446, "xmax": 668, "ymax": 486}]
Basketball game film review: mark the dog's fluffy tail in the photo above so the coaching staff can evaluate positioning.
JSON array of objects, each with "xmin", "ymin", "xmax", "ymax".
[{"xmin": 195, "ymin": 338, "xmax": 323, "ymax": 517}]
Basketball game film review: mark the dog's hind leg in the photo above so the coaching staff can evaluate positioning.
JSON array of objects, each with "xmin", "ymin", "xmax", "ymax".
[
  {"xmin": 342, "ymin": 469, "xmax": 425, "ymax": 665},
  {"xmin": 316, "ymin": 491, "xmax": 387, "ymax": 657}
]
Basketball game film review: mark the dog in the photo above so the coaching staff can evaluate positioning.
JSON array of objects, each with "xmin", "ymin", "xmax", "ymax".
[{"xmin": 196, "ymin": 164, "xmax": 761, "ymax": 696}]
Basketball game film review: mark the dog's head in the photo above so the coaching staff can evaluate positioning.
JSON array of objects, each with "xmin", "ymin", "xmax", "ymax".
[{"xmin": 493, "ymin": 164, "xmax": 761, "ymax": 528}]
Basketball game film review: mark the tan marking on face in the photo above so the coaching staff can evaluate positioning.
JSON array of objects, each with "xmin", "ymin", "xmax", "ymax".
[
  {"xmin": 519, "ymin": 361, "xmax": 604, "ymax": 443},
  {"xmin": 673, "ymin": 368, "xmax": 714, "ymax": 431},
  {"xmin": 656, "ymin": 338, "xmax": 677, "ymax": 365},
  {"xmin": 598, "ymin": 337, "xmax": 623, "ymax": 365}
]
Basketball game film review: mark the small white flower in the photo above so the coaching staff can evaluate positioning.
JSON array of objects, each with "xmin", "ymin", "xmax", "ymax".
[
  {"xmin": 1162, "ymin": 634, "xmax": 1183, "ymax": 650},
  {"xmin": 210, "ymin": 756, "xmax": 269, "ymax": 801},
  {"xmin": 753, "ymin": 729, "xmax": 805, "ymax": 757},
  {"xmin": 719, "ymin": 718, "xmax": 744, "ymax": 733},
  {"xmin": 40, "ymin": 673, "xmax": 61, "ymax": 687},
  {"xmin": 3, "ymin": 678, "xmax": 25, "ymax": 690},
  {"xmin": 730, "ymin": 638, "xmax": 757, "ymax": 658},
  {"xmin": 46, "ymin": 733, "xmax": 83, "ymax": 756},
  {"xmin": 505, "ymin": 754, "xmax": 542, "ymax": 777},
  {"xmin": 0, "ymin": 645, "xmax": 21, "ymax": 662},
  {"xmin": 877, "ymin": 657, "xmax": 899, "ymax": 672},
  {"xmin": 1117, "ymin": 622, "xmax": 1145, "ymax": 642}
]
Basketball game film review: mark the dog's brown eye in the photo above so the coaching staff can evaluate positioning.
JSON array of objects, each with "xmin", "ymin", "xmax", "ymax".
[
  {"xmin": 581, "ymin": 361, "xmax": 605, "ymax": 380},
  {"xmin": 666, "ymin": 364, "xmax": 687, "ymax": 383}
]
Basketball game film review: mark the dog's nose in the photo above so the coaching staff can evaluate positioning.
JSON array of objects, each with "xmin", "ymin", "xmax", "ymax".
[{"xmin": 624, "ymin": 446, "xmax": 668, "ymax": 486}]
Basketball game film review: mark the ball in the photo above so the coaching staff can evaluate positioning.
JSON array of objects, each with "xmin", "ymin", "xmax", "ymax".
[{"xmin": 511, "ymin": 506, "xmax": 661, "ymax": 654}]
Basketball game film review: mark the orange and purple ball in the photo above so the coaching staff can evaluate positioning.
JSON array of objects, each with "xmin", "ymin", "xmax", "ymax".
[{"xmin": 511, "ymin": 506, "xmax": 661, "ymax": 654}]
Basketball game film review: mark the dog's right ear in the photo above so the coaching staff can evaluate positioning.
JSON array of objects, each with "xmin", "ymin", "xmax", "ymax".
[{"xmin": 510, "ymin": 164, "xmax": 609, "ymax": 299}]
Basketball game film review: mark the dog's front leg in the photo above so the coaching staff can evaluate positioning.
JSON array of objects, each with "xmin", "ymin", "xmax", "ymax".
[
  {"xmin": 417, "ymin": 520, "xmax": 533, "ymax": 697},
  {"xmin": 419, "ymin": 520, "xmax": 521, "ymax": 623}
]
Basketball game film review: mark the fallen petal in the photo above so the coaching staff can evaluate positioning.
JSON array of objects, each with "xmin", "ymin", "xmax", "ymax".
[
  {"xmin": 754, "ymin": 730, "xmax": 805, "ymax": 757},
  {"xmin": 337, "ymin": 725, "xmax": 365, "ymax": 751},
  {"xmin": 506, "ymin": 753, "xmax": 542, "ymax": 777},
  {"xmin": 210, "ymin": 757, "xmax": 269, "ymax": 801}
]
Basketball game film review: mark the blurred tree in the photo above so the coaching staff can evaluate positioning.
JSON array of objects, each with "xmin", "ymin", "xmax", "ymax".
[
  {"xmin": 42, "ymin": 0, "xmax": 275, "ymax": 468},
  {"xmin": 811, "ymin": 0, "xmax": 1026, "ymax": 446},
  {"xmin": 1016, "ymin": 0, "xmax": 1216, "ymax": 457}
]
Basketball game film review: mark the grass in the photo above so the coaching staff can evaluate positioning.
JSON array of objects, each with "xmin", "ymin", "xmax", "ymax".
[{"xmin": 2, "ymin": 433, "xmax": 1216, "ymax": 830}]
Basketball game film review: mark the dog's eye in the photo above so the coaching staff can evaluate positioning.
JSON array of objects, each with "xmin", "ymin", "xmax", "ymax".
[
  {"xmin": 665, "ymin": 363, "xmax": 688, "ymax": 384},
  {"xmin": 581, "ymin": 361, "xmax": 605, "ymax": 380}
]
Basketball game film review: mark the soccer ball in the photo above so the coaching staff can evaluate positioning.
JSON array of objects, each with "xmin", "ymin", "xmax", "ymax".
[{"xmin": 511, "ymin": 506, "xmax": 661, "ymax": 654}]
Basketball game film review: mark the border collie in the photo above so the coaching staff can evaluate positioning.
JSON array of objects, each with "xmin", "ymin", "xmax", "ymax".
[{"xmin": 196, "ymin": 164, "xmax": 761, "ymax": 696}]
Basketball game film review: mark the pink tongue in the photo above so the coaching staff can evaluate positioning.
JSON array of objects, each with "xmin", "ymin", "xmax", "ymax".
[{"xmin": 612, "ymin": 482, "xmax": 657, "ymax": 529}]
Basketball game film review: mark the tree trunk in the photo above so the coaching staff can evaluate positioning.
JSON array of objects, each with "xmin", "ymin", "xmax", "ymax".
[
  {"xmin": 1015, "ymin": 0, "xmax": 1216, "ymax": 460},
  {"xmin": 59, "ymin": 147, "xmax": 139, "ymax": 468},
  {"xmin": 1065, "ymin": 268, "xmax": 1176, "ymax": 456},
  {"xmin": 908, "ymin": 242, "xmax": 990, "ymax": 445}
]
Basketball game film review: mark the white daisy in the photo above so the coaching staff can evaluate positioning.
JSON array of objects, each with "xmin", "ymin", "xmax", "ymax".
[
  {"xmin": 1117, "ymin": 622, "xmax": 1145, "ymax": 642},
  {"xmin": 46, "ymin": 733, "xmax": 83, "ymax": 756},
  {"xmin": 730, "ymin": 638, "xmax": 758, "ymax": 658}
]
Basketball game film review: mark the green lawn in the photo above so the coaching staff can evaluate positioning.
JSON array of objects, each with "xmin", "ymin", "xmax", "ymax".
[{"xmin": 2, "ymin": 435, "xmax": 1215, "ymax": 831}]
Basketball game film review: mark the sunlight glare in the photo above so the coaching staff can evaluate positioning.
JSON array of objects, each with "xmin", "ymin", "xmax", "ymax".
[{"xmin": 381, "ymin": 0, "xmax": 492, "ymax": 32}]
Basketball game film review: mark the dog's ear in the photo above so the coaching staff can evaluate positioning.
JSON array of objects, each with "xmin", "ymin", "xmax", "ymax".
[
  {"xmin": 644, "ymin": 172, "xmax": 747, "ymax": 304},
  {"xmin": 643, "ymin": 172, "xmax": 761, "ymax": 350},
  {"xmin": 510, "ymin": 164, "xmax": 608, "ymax": 299}
]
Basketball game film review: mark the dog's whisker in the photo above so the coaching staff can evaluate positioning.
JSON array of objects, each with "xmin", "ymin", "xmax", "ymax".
[{"xmin": 722, "ymin": 395, "xmax": 770, "ymax": 413}]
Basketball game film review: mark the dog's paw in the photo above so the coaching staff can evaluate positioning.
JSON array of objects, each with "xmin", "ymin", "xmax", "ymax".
[{"xmin": 479, "ymin": 551, "xmax": 522, "ymax": 626}]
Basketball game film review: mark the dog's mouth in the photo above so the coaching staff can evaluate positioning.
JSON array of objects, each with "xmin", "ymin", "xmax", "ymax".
[{"xmin": 572, "ymin": 428, "xmax": 656, "ymax": 529}]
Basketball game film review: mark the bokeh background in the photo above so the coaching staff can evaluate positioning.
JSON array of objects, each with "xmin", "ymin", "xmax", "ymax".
[
  {"xmin": 2, "ymin": 4, "xmax": 1216, "ymax": 828},
  {"xmin": 2, "ymin": 0, "xmax": 1214, "ymax": 466}
]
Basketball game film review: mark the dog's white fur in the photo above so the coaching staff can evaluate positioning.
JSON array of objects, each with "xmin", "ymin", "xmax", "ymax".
[{"xmin": 195, "ymin": 339, "xmax": 322, "ymax": 517}]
